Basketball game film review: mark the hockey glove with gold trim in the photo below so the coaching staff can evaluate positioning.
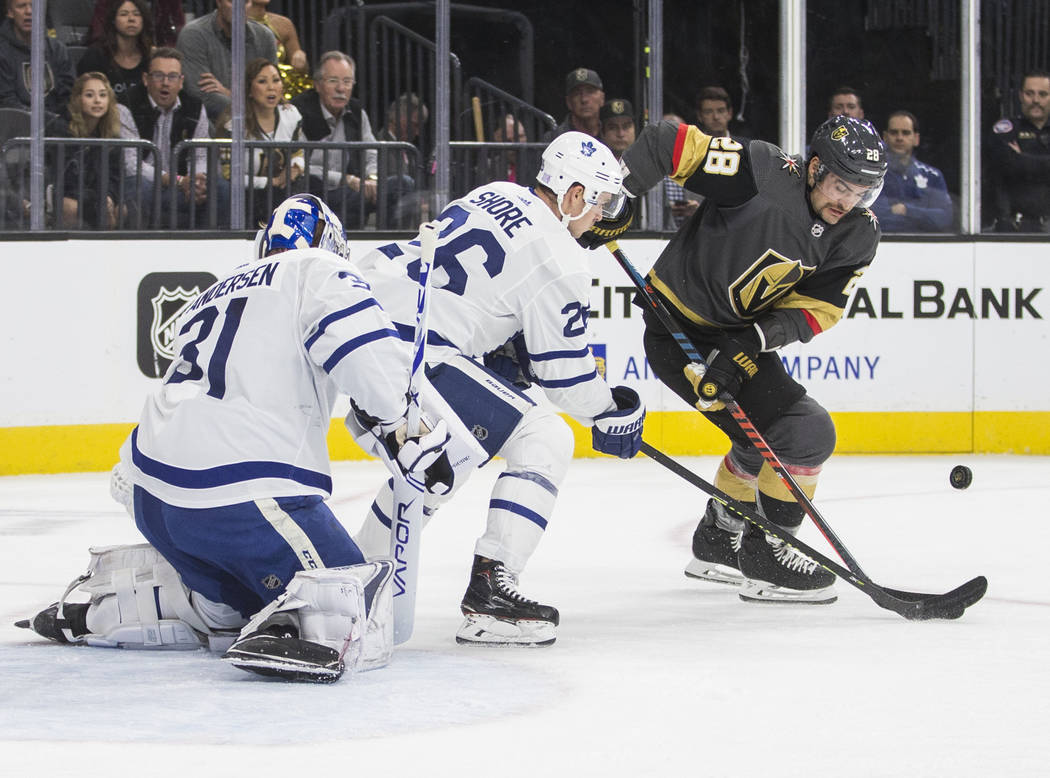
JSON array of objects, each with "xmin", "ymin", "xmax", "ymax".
[
  {"xmin": 684, "ymin": 329, "xmax": 761, "ymax": 411},
  {"xmin": 576, "ymin": 197, "xmax": 635, "ymax": 250}
]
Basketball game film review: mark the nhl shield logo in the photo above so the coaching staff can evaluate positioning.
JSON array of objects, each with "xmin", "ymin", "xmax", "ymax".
[
  {"xmin": 137, "ymin": 272, "xmax": 217, "ymax": 378},
  {"xmin": 150, "ymin": 286, "xmax": 201, "ymax": 360}
]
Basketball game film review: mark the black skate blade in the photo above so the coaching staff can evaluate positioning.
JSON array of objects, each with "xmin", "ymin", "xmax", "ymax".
[
  {"xmin": 893, "ymin": 576, "xmax": 988, "ymax": 621},
  {"xmin": 14, "ymin": 619, "xmax": 29, "ymax": 629}
]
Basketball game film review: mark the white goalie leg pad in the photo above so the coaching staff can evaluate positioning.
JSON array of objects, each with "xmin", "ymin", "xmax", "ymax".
[
  {"xmin": 474, "ymin": 406, "xmax": 572, "ymax": 571},
  {"xmin": 231, "ymin": 562, "xmax": 395, "ymax": 675},
  {"xmin": 77, "ymin": 543, "xmax": 215, "ymax": 650}
]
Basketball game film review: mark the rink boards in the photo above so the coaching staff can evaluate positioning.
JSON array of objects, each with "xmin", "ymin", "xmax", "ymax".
[{"xmin": 1, "ymin": 236, "xmax": 1047, "ymax": 474}]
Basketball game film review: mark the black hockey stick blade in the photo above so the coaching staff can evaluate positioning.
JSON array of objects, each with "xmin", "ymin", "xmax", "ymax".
[
  {"xmin": 639, "ymin": 442, "xmax": 988, "ymax": 621},
  {"xmin": 881, "ymin": 576, "xmax": 988, "ymax": 621}
]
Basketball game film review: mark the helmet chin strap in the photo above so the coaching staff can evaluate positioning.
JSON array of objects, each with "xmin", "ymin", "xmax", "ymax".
[{"xmin": 557, "ymin": 190, "xmax": 589, "ymax": 226}]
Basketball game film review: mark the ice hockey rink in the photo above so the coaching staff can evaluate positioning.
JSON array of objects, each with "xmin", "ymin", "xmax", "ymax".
[{"xmin": 1, "ymin": 452, "xmax": 1046, "ymax": 777}]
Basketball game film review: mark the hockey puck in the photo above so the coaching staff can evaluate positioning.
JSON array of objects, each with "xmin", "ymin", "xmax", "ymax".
[{"xmin": 950, "ymin": 465, "xmax": 973, "ymax": 490}]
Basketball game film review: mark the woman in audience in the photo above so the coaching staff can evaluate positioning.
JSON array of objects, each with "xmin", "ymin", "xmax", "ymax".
[
  {"xmin": 60, "ymin": 72, "xmax": 126, "ymax": 229},
  {"xmin": 217, "ymin": 59, "xmax": 305, "ymax": 226},
  {"xmin": 77, "ymin": 0, "xmax": 154, "ymax": 105},
  {"xmin": 90, "ymin": 0, "xmax": 183, "ymax": 48},
  {"xmin": 248, "ymin": 0, "xmax": 312, "ymax": 100}
]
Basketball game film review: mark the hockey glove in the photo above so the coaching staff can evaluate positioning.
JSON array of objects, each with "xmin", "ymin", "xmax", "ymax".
[
  {"xmin": 482, "ymin": 333, "xmax": 533, "ymax": 388},
  {"xmin": 576, "ymin": 197, "xmax": 635, "ymax": 250},
  {"xmin": 592, "ymin": 386, "xmax": 645, "ymax": 458},
  {"xmin": 379, "ymin": 417, "xmax": 455, "ymax": 495},
  {"xmin": 684, "ymin": 330, "xmax": 761, "ymax": 411}
]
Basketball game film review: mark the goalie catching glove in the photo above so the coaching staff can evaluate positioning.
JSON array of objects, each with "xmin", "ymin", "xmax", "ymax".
[
  {"xmin": 375, "ymin": 415, "xmax": 455, "ymax": 495},
  {"xmin": 576, "ymin": 197, "xmax": 635, "ymax": 250},
  {"xmin": 592, "ymin": 385, "xmax": 645, "ymax": 458},
  {"xmin": 685, "ymin": 328, "xmax": 762, "ymax": 411}
]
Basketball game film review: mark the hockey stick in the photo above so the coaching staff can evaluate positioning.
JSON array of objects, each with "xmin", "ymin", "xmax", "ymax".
[
  {"xmin": 640, "ymin": 441, "xmax": 987, "ymax": 620},
  {"xmin": 606, "ymin": 241, "xmax": 870, "ymax": 576},
  {"xmin": 390, "ymin": 221, "xmax": 438, "ymax": 645}
]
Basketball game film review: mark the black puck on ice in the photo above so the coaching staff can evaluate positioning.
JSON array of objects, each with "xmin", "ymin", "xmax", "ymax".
[{"xmin": 950, "ymin": 465, "xmax": 973, "ymax": 490}]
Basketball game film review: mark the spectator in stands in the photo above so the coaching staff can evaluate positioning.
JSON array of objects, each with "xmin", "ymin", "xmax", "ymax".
[
  {"xmin": 0, "ymin": 0, "xmax": 76, "ymax": 120},
  {"xmin": 59, "ymin": 72, "xmax": 126, "ymax": 228},
  {"xmin": 292, "ymin": 51, "xmax": 382, "ymax": 228},
  {"xmin": 486, "ymin": 112, "xmax": 537, "ymax": 184},
  {"xmin": 661, "ymin": 111, "xmax": 700, "ymax": 229},
  {"xmin": 871, "ymin": 110, "xmax": 953, "ymax": 232},
  {"xmin": 177, "ymin": 0, "xmax": 278, "ymax": 122},
  {"xmin": 987, "ymin": 69, "xmax": 1050, "ymax": 233},
  {"xmin": 546, "ymin": 67, "xmax": 604, "ymax": 140},
  {"xmin": 91, "ymin": 0, "xmax": 184, "ymax": 48},
  {"xmin": 376, "ymin": 92, "xmax": 427, "ymax": 228},
  {"xmin": 599, "ymin": 98, "xmax": 635, "ymax": 159},
  {"xmin": 217, "ymin": 58, "xmax": 303, "ymax": 227},
  {"xmin": 248, "ymin": 0, "xmax": 311, "ymax": 101},
  {"xmin": 696, "ymin": 86, "xmax": 733, "ymax": 137},
  {"xmin": 77, "ymin": 0, "xmax": 154, "ymax": 105},
  {"xmin": 119, "ymin": 47, "xmax": 228, "ymax": 228},
  {"xmin": 828, "ymin": 86, "xmax": 865, "ymax": 119}
]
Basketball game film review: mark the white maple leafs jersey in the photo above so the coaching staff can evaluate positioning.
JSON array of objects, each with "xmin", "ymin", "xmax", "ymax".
[
  {"xmin": 121, "ymin": 248, "xmax": 411, "ymax": 508},
  {"xmin": 357, "ymin": 181, "xmax": 616, "ymax": 424}
]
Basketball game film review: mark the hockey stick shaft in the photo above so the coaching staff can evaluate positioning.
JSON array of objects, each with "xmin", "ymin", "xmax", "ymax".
[
  {"xmin": 606, "ymin": 242, "xmax": 867, "ymax": 576},
  {"xmin": 640, "ymin": 441, "xmax": 986, "ymax": 620},
  {"xmin": 390, "ymin": 221, "xmax": 439, "ymax": 645}
]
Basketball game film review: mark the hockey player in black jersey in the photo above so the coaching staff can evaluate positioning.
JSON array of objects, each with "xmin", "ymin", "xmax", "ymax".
[{"xmin": 590, "ymin": 115, "xmax": 887, "ymax": 603}]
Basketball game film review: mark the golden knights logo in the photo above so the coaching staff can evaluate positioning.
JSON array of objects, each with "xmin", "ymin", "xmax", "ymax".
[
  {"xmin": 729, "ymin": 250, "xmax": 815, "ymax": 317},
  {"xmin": 779, "ymin": 153, "xmax": 801, "ymax": 177},
  {"xmin": 137, "ymin": 272, "xmax": 217, "ymax": 378}
]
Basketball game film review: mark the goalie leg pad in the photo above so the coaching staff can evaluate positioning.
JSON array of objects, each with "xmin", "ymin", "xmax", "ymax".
[
  {"xmin": 222, "ymin": 561, "xmax": 393, "ymax": 682},
  {"xmin": 20, "ymin": 544, "xmax": 219, "ymax": 650}
]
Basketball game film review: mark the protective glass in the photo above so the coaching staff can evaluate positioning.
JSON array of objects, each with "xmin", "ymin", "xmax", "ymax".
[{"xmin": 815, "ymin": 165, "xmax": 883, "ymax": 209}]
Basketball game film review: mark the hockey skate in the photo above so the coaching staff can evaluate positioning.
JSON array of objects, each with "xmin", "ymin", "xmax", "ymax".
[
  {"xmin": 15, "ymin": 602, "xmax": 90, "ymax": 644},
  {"xmin": 457, "ymin": 555, "xmax": 559, "ymax": 647},
  {"xmin": 684, "ymin": 500, "xmax": 746, "ymax": 586},
  {"xmin": 737, "ymin": 527, "xmax": 837, "ymax": 605},
  {"xmin": 223, "ymin": 625, "xmax": 345, "ymax": 684}
]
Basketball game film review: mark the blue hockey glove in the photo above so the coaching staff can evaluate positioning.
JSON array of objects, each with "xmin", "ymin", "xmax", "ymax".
[
  {"xmin": 592, "ymin": 386, "xmax": 645, "ymax": 458},
  {"xmin": 482, "ymin": 333, "xmax": 533, "ymax": 388}
]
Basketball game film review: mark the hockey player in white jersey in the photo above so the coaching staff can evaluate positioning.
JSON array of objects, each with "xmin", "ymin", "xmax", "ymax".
[
  {"xmin": 348, "ymin": 132, "xmax": 646, "ymax": 646},
  {"xmin": 17, "ymin": 194, "xmax": 456, "ymax": 682}
]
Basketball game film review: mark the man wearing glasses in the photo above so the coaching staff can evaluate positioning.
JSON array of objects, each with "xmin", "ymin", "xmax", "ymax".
[
  {"xmin": 120, "ymin": 47, "xmax": 228, "ymax": 227},
  {"xmin": 585, "ymin": 114, "xmax": 887, "ymax": 604},
  {"xmin": 291, "ymin": 52, "xmax": 379, "ymax": 229}
]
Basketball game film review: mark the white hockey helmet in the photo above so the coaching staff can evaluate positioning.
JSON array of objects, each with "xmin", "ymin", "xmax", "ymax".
[
  {"xmin": 536, "ymin": 131, "xmax": 625, "ymax": 223},
  {"xmin": 257, "ymin": 194, "xmax": 350, "ymax": 260}
]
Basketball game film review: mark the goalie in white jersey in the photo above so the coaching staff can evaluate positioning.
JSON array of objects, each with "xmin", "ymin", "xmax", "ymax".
[
  {"xmin": 348, "ymin": 132, "xmax": 646, "ymax": 646},
  {"xmin": 17, "ymin": 195, "xmax": 457, "ymax": 683}
]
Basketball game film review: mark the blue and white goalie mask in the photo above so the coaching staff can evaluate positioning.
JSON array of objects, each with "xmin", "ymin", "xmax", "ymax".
[{"xmin": 257, "ymin": 195, "xmax": 351, "ymax": 260}]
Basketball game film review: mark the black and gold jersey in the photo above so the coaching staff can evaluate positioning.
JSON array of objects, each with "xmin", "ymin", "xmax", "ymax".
[{"xmin": 621, "ymin": 120, "xmax": 881, "ymax": 349}]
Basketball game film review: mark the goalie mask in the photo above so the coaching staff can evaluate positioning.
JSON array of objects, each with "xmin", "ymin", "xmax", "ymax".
[
  {"xmin": 808, "ymin": 116, "xmax": 887, "ymax": 209},
  {"xmin": 257, "ymin": 194, "xmax": 350, "ymax": 260},
  {"xmin": 536, "ymin": 131, "xmax": 626, "ymax": 224}
]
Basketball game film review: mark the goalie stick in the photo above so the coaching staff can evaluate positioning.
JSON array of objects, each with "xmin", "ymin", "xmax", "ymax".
[
  {"xmin": 390, "ymin": 221, "xmax": 439, "ymax": 645},
  {"xmin": 641, "ymin": 441, "xmax": 987, "ymax": 620}
]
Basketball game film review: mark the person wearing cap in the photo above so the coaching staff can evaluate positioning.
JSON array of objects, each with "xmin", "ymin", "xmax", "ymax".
[
  {"xmin": 599, "ymin": 98, "xmax": 636, "ymax": 159},
  {"xmin": 577, "ymin": 114, "xmax": 888, "ymax": 606},
  {"xmin": 546, "ymin": 67, "xmax": 605, "ymax": 140}
]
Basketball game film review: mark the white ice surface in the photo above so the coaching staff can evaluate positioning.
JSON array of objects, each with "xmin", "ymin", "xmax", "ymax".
[{"xmin": 1, "ymin": 454, "xmax": 1046, "ymax": 777}]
